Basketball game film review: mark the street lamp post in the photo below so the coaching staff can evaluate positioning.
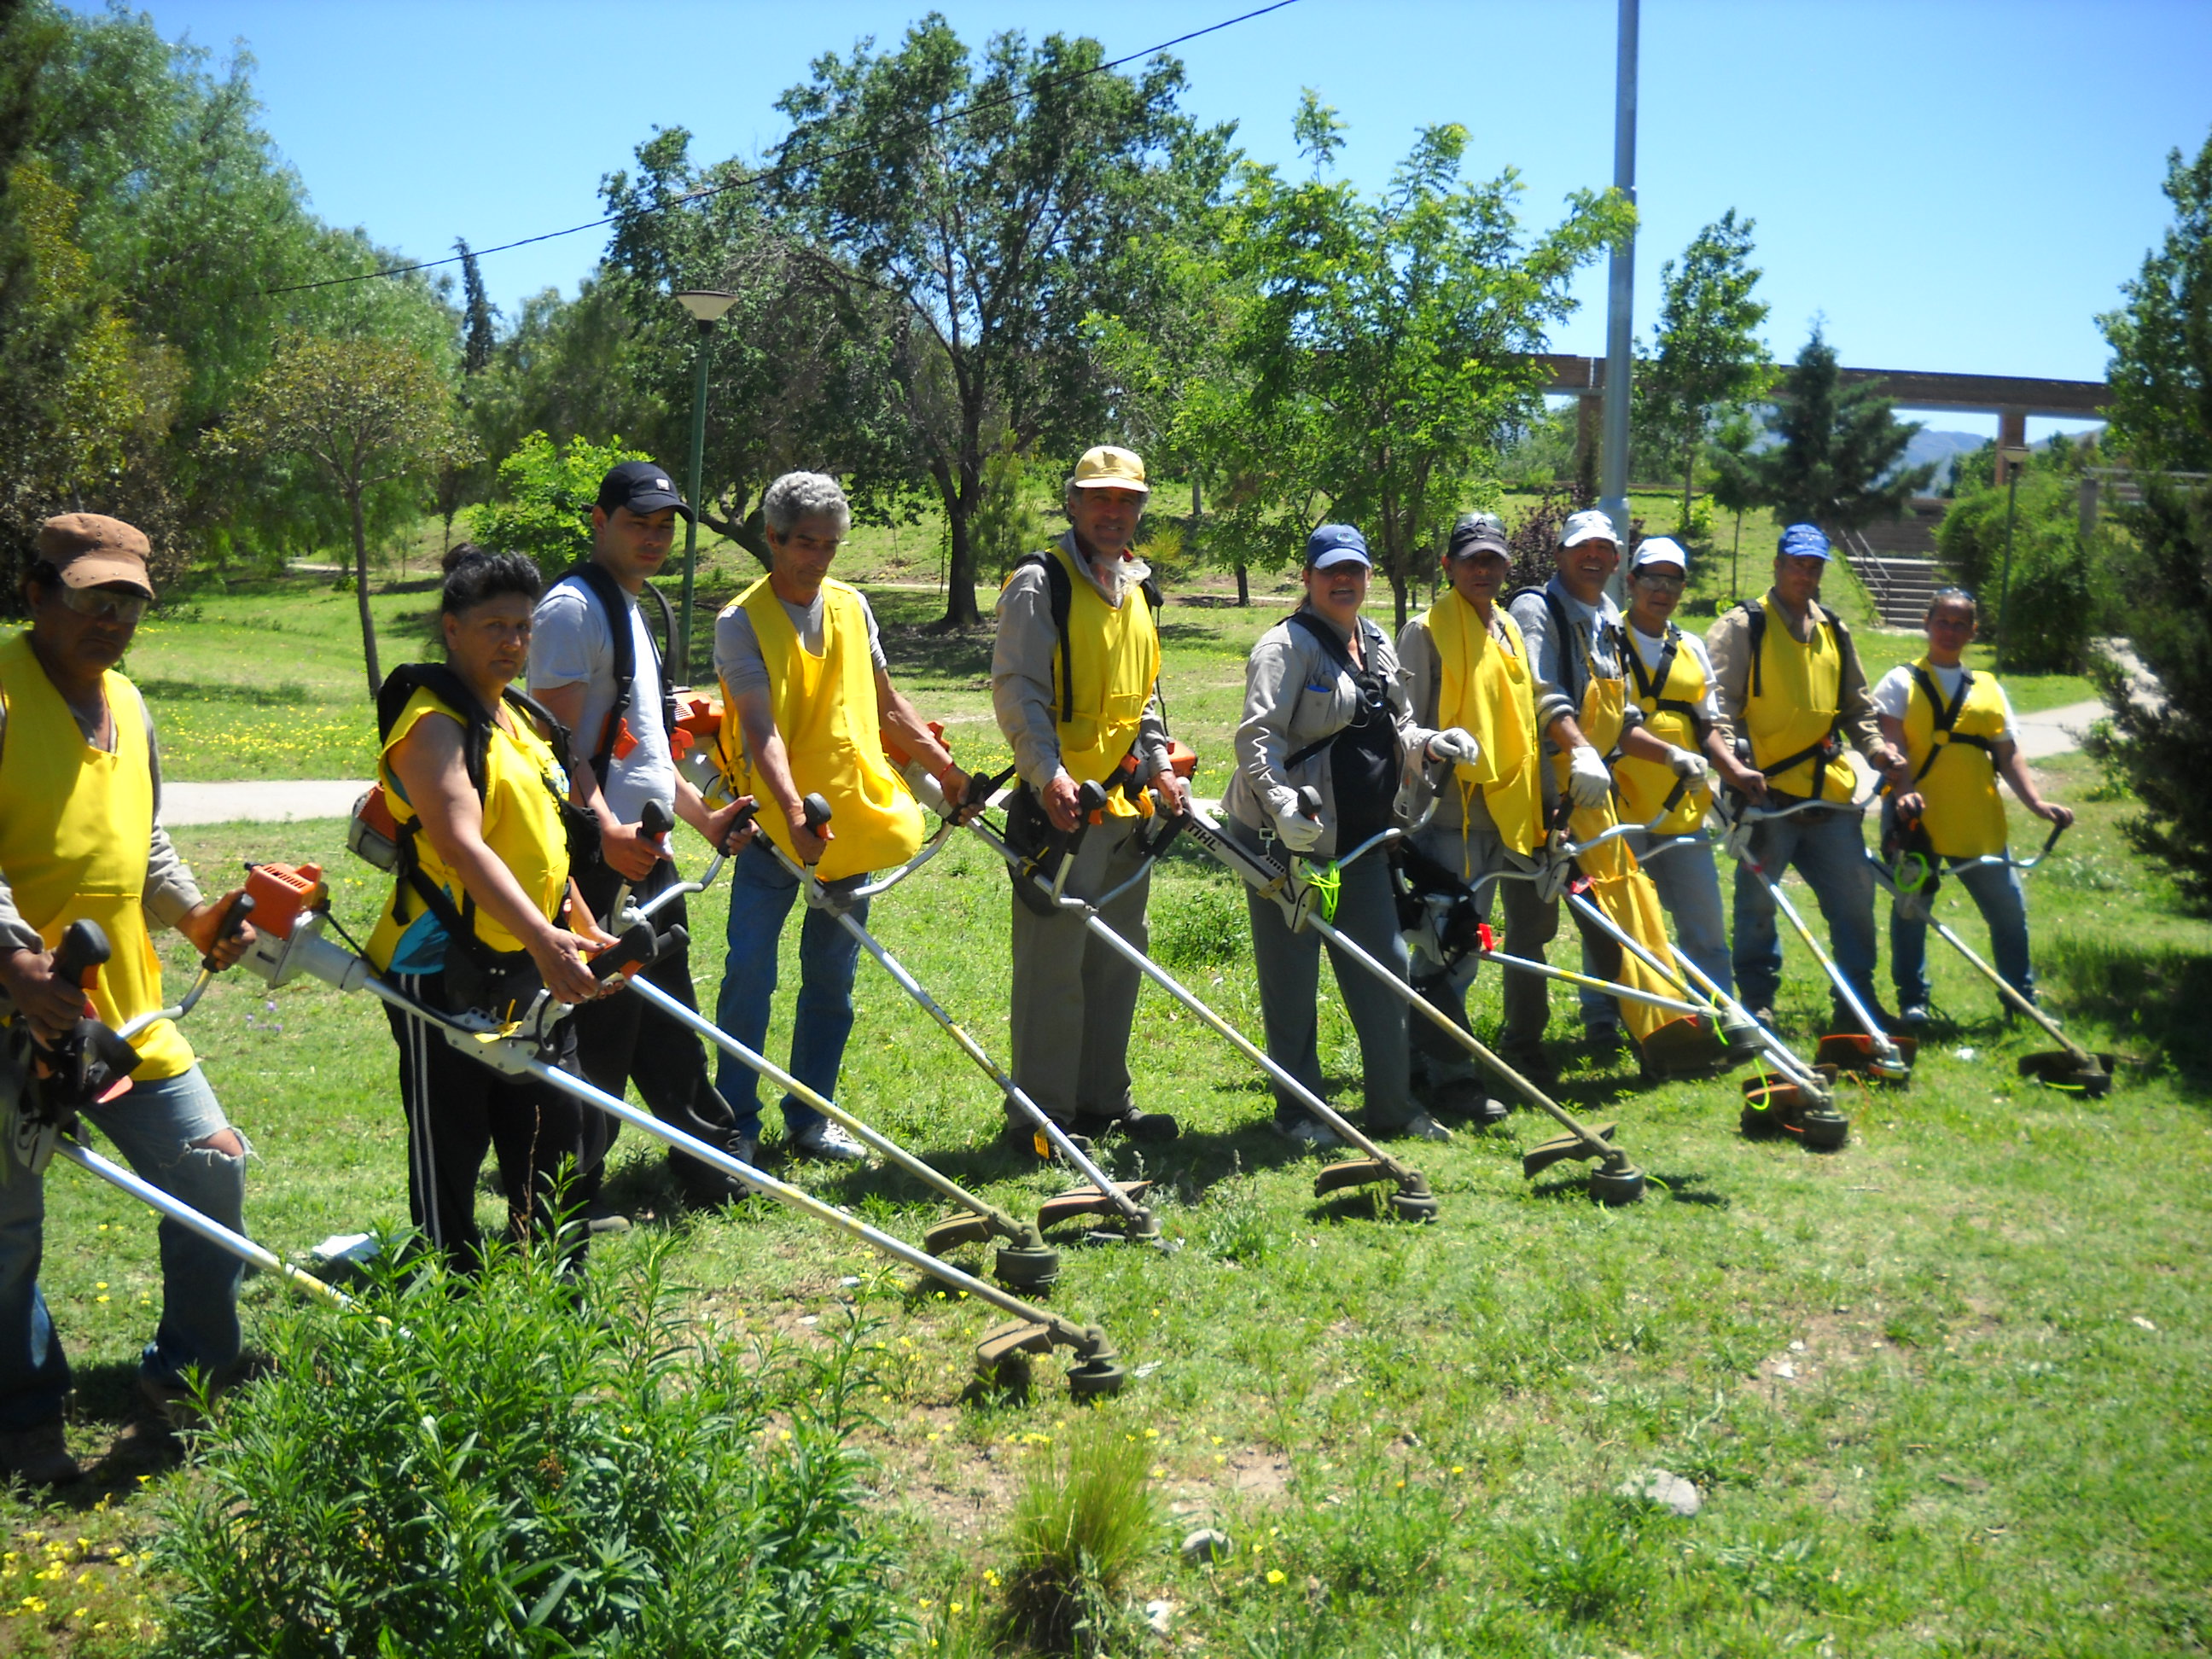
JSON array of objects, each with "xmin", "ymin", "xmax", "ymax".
[{"xmin": 672, "ymin": 288, "xmax": 737, "ymax": 684}]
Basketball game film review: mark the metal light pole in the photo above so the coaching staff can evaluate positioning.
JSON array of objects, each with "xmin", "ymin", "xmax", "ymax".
[
  {"xmin": 1598, "ymin": 0, "xmax": 1639, "ymax": 587},
  {"xmin": 672, "ymin": 288, "xmax": 737, "ymax": 684},
  {"xmin": 1994, "ymin": 462, "xmax": 2022, "ymax": 673}
]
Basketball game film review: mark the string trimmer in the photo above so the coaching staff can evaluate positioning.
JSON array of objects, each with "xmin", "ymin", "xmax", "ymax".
[
  {"xmin": 1185, "ymin": 788, "xmax": 1646, "ymax": 1204},
  {"xmin": 1, "ymin": 917, "xmax": 358, "ymax": 1313},
  {"xmin": 1874, "ymin": 819, "xmax": 2113, "ymax": 1097},
  {"xmin": 1710, "ymin": 791, "xmax": 1915, "ymax": 1085},
  {"xmin": 233, "ymin": 862, "xmax": 1126, "ymax": 1397},
  {"xmin": 967, "ymin": 782, "xmax": 1441, "ymax": 1220}
]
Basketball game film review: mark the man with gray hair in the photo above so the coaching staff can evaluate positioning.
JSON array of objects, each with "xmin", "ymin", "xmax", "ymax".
[
  {"xmin": 711, "ymin": 471, "xmax": 976, "ymax": 1161},
  {"xmin": 992, "ymin": 445, "xmax": 1189, "ymax": 1150}
]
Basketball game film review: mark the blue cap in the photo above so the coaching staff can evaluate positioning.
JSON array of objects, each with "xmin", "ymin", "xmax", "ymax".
[
  {"xmin": 1777, "ymin": 522, "xmax": 1831, "ymax": 562},
  {"xmin": 1305, "ymin": 523, "xmax": 1371, "ymax": 569}
]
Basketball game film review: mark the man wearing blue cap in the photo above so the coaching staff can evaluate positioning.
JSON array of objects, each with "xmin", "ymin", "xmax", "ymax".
[{"xmin": 1705, "ymin": 524, "xmax": 1911, "ymax": 1029}]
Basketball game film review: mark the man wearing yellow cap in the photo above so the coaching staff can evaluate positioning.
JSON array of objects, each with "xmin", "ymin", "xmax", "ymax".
[
  {"xmin": 0, "ymin": 515, "xmax": 258, "ymax": 1484},
  {"xmin": 992, "ymin": 445, "xmax": 1188, "ymax": 1147}
]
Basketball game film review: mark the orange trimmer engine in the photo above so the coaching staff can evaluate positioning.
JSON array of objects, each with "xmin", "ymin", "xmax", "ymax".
[{"xmin": 244, "ymin": 861, "xmax": 329, "ymax": 941}]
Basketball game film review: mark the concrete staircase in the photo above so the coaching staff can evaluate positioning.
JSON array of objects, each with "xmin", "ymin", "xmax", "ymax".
[{"xmin": 1834, "ymin": 527, "xmax": 1947, "ymax": 628}]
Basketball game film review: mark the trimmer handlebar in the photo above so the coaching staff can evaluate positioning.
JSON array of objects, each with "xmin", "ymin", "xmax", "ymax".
[
  {"xmin": 638, "ymin": 799, "xmax": 675, "ymax": 841},
  {"xmin": 54, "ymin": 920, "xmax": 111, "ymax": 987},
  {"xmin": 590, "ymin": 921, "xmax": 661, "ymax": 984},
  {"xmin": 198, "ymin": 892, "xmax": 256, "ymax": 975},
  {"xmin": 802, "ymin": 793, "xmax": 834, "ymax": 834}
]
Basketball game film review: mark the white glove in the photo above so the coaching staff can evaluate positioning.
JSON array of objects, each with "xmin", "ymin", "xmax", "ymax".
[
  {"xmin": 1272, "ymin": 800, "xmax": 1324, "ymax": 853},
  {"xmin": 1426, "ymin": 727, "xmax": 1482, "ymax": 768},
  {"xmin": 1665, "ymin": 745, "xmax": 1710, "ymax": 784},
  {"xmin": 1566, "ymin": 745, "xmax": 1613, "ymax": 811}
]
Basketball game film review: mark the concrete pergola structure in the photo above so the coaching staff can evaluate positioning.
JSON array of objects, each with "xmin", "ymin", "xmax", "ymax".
[{"xmin": 1532, "ymin": 353, "xmax": 2110, "ymax": 485}]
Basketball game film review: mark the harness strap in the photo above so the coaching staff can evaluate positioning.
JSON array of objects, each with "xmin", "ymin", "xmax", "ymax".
[
  {"xmin": 1906, "ymin": 662, "xmax": 1995, "ymax": 783},
  {"xmin": 1282, "ymin": 610, "xmax": 1387, "ymax": 770}
]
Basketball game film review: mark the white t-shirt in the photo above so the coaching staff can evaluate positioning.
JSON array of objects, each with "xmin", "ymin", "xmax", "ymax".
[
  {"xmin": 714, "ymin": 587, "xmax": 888, "ymax": 701},
  {"xmin": 526, "ymin": 575, "xmax": 676, "ymax": 824},
  {"xmin": 1870, "ymin": 661, "xmax": 2015, "ymax": 738}
]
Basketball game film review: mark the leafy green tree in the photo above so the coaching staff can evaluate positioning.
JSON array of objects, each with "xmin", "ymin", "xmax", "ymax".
[
  {"xmin": 470, "ymin": 431, "xmax": 653, "ymax": 580},
  {"xmin": 2087, "ymin": 131, "xmax": 2212, "ymax": 905},
  {"xmin": 771, "ymin": 15, "xmax": 1231, "ymax": 626},
  {"xmin": 467, "ymin": 276, "xmax": 664, "ymax": 477},
  {"xmin": 1714, "ymin": 327, "xmax": 1934, "ymax": 530},
  {"xmin": 1704, "ymin": 409, "xmax": 1761, "ymax": 598},
  {"xmin": 1633, "ymin": 209, "xmax": 1768, "ymax": 533},
  {"xmin": 217, "ymin": 334, "xmax": 476, "ymax": 695},
  {"xmin": 1179, "ymin": 93, "xmax": 1628, "ymax": 631},
  {"xmin": 2099, "ymin": 128, "xmax": 2212, "ymax": 475},
  {"xmin": 1935, "ymin": 448, "xmax": 2095, "ymax": 672},
  {"xmin": 457, "ymin": 237, "xmax": 496, "ymax": 375}
]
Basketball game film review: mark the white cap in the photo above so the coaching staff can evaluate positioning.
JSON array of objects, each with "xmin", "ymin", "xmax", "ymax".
[
  {"xmin": 1558, "ymin": 509, "xmax": 1620, "ymax": 549},
  {"xmin": 1632, "ymin": 536, "xmax": 1689, "ymax": 572}
]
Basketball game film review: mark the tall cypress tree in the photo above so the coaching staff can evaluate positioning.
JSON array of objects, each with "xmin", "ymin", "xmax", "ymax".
[
  {"xmin": 457, "ymin": 237, "xmax": 495, "ymax": 375},
  {"xmin": 1715, "ymin": 328, "xmax": 1934, "ymax": 529}
]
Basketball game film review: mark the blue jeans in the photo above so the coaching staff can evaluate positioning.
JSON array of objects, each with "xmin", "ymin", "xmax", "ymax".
[
  {"xmin": 713, "ymin": 841, "xmax": 867, "ymax": 1143},
  {"xmin": 1730, "ymin": 802, "xmax": 1883, "ymax": 1022},
  {"xmin": 1892, "ymin": 858, "xmax": 2034, "ymax": 1010},
  {"xmin": 0, "ymin": 1064, "xmax": 247, "ymax": 1429}
]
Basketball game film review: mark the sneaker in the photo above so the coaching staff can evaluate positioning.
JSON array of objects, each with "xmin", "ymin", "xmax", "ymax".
[
  {"xmin": 1896, "ymin": 1004, "xmax": 1932, "ymax": 1031},
  {"xmin": 792, "ymin": 1119, "xmax": 867, "ymax": 1163},
  {"xmin": 1273, "ymin": 1115, "xmax": 1344, "ymax": 1151},
  {"xmin": 1074, "ymin": 1108, "xmax": 1181, "ymax": 1144},
  {"xmin": 0, "ymin": 1420, "xmax": 79, "ymax": 1487},
  {"xmin": 586, "ymin": 1213, "xmax": 633, "ymax": 1236},
  {"xmin": 1382, "ymin": 1111, "xmax": 1452, "ymax": 1144}
]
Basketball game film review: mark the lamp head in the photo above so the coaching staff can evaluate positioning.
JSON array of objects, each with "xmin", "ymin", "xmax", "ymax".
[{"xmin": 674, "ymin": 288, "xmax": 737, "ymax": 326}]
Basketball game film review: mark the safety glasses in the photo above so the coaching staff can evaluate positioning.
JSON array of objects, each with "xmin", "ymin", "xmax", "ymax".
[{"xmin": 56, "ymin": 585, "xmax": 149, "ymax": 626}]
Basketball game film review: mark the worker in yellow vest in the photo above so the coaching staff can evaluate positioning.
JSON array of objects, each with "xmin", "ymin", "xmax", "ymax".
[
  {"xmin": 0, "ymin": 515, "xmax": 257, "ymax": 1485},
  {"xmin": 1612, "ymin": 537, "xmax": 1767, "ymax": 997},
  {"xmin": 1873, "ymin": 587, "xmax": 2072, "ymax": 1026},
  {"xmin": 1396, "ymin": 513, "xmax": 1545, "ymax": 1119},
  {"xmin": 712, "ymin": 472, "xmax": 976, "ymax": 1162},
  {"xmin": 1705, "ymin": 523, "xmax": 1912, "ymax": 1030},
  {"xmin": 992, "ymin": 445, "xmax": 1188, "ymax": 1148}
]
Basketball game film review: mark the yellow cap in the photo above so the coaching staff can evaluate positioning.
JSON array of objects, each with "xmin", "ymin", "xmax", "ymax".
[{"xmin": 1068, "ymin": 445, "xmax": 1149, "ymax": 493}]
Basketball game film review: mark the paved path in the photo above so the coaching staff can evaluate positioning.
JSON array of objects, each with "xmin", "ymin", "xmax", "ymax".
[
  {"xmin": 2011, "ymin": 699, "xmax": 2107, "ymax": 762},
  {"xmin": 162, "ymin": 779, "xmax": 366, "ymax": 826}
]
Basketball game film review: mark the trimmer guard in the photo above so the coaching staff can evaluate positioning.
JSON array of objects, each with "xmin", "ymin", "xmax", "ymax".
[
  {"xmin": 1814, "ymin": 1032, "xmax": 1917, "ymax": 1082},
  {"xmin": 1639, "ymin": 1015, "xmax": 1731, "ymax": 1079},
  {"xmin": 2017, "ymin": 1050, "xmax": 2117, "ymax": 1097},
  {"xmin": 1522, "ymin": 1121, "xmax": 1620, "ymax": 1179},
  {"xmin": 1036, "ymin": 1179, "xmax": 1154, "ymax": 1231}
]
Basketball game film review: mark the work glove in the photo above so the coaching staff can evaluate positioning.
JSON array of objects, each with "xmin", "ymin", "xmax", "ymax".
[
  {"xmin": 1565, "ymin": 744, "xmax": 1613, "ymax": 811},
  {"xmin": 1272, "ymin": 800, "xmax": 1324, "ymax": 853},
  {"xmin": 1426, "ymin": 728, "xmax": 1482, "ymax": 768},
  {"xmin": 1664, "ymin": 745, "xmax": 1711, "ymax": 784}
]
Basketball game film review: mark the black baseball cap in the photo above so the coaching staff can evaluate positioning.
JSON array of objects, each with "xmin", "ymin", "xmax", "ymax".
[{"xmin": 596, "ymin": 460, "xmax": 695, "ymax": 522}]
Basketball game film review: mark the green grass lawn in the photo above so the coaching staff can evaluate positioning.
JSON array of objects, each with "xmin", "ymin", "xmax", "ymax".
[{"xmin": 7, "ymin": 562, "xmax": 2205, "ymax": 1655}]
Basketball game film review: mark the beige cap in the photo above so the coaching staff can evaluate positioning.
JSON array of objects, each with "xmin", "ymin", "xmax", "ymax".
[
  {"xmin": 1068, "ymin": 445, "xmax": 1149, "ymax": 493},
  {"xmin": 35, "ymin": 514, "xmax": 154, "ymax": 597}
]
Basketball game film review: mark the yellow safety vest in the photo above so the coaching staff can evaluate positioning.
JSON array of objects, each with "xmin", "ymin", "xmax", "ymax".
[
  {"xmin": 0, "ymin": 632, "xmax": 194, "ymax": 1079},
  {"xmin": 1743, "ymin": 596, "xmax": 1857, "ymax": 801},
  {"xmin": 1901, "ymin": 658, "xmax": 2011, "ymax": 859},
  {"xmin": 1427, "ymin": 592, "xmax": 1542, "ymax": 858},
  {"xmin": 719, "ymin": 578, "xmax": 923, "ymax": 883},
  {"xmin": 367, "ymin": 684, "xmax": 573, "ymax": 971},
  {"xmin": 1010, "ymin": 543, "xmax": 1162, "ymax": 820},
  {"xmin": 1616, "ymin": 625, "xmax": 1710, "ymax": 835}
]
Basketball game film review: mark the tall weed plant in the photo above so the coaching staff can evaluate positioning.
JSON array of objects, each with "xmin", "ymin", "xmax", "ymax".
[
  {"xmin": 153, "ymin": 1231, "xmax": 903, "ymax": 1658},
  {"xmin": 1003, "ymin": 1416, "xmax": 1161, "ymax": 1654}
]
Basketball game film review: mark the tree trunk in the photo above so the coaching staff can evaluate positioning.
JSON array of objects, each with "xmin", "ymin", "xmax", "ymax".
[
  {"xmin": 1388, "ymin": 560, "xmax": 1409, "ymax": 636},
  {"xmin": 1235, "ymin": 560, "xmax": 1249, "ymax": 607},
  {"xmin": 351, "ymin": 491, "xmax": 382, "ymax": 697},
  {"xmin": 1681, "ymin": 440, "xmax": 1697, "ymax": 537},
  {"xmin": 936, "ymin": 456, "xmax": 981, "ymax": 629}
]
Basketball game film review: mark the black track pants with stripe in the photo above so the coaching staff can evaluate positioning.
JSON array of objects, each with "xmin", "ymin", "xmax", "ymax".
[{"xmin": 384, "ymin": 971, "xmax": 595, "ymax": 1272}]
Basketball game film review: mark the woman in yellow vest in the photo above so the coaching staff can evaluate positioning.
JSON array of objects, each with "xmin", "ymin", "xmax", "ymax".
[
  {"xmin": 370, "ymin": 547, "xmax": 610, "ymax": 1272},
  {"xmin": 0, "ymin": 515, "xmax": 257, "ymax": 1484},
  {"xmin": 712, "ymin": 473, "xmax": 974, "ymax": 1162},
  {"xmin": 1873, "ymin": 588, "xmax": 2073, "ymax": 1026},
  {"xmin": 1396, "ymin": 514, "xmax": 1545, "ymax": 1122},
  {"xmin": 1227, "ymin": 525, "xmax": 1447, "ymax": 1148}
]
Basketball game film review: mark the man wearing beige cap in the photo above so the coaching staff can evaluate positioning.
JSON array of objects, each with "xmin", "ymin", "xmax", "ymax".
[
  {"xmin": 0, "ymin": 514, "xmax": 259, "ymax": 1482},
  {"xmin": 992, "ymin": 445, "xmax": 1188, "ymax": 1148}
]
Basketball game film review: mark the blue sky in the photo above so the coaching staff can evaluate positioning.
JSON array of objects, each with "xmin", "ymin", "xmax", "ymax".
[{"xmin": 90, "ymin": 0, "xmax": 2212, "ymax": 438}]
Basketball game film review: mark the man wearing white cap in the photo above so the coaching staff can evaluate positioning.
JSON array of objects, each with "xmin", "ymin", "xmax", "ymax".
[
  {"xmin": 1613, "ymin": 537, "xmax": 1764, "ymax": 996},
  {"xmin": 992, "ymin": 445, "xmax": 1189, "ymax": 1148},
  {"xmin": 1506, "ymin": 510, "xmax": 1712, "ymax": 1074}
]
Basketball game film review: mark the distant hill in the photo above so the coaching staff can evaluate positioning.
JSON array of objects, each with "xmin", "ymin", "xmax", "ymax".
[{"xmin": 1903, "ymin": 429, "xmax": 1986, "ymax": 486}]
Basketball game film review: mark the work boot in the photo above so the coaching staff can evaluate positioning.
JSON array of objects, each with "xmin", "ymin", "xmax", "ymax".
[
  {"xmin": 1074, "ymin": 1107, "xmax": 1180, "ymax": 1144},
  {"xmin": 675, "ymin": 1140, "xmax": 758, "ymax": 1211},
  {"xmin": 0, "ymin": 1421, "xmax": 79, "ymax": 1487},
  {"xmin": 1418, "ymin": 1074, "xmax": 1508, "ymax": 1127},
  {"xmin": 1494, "ymin": 1045, "xmax": 1560, "ymax": 1097},
  {"xmin": 1583, "ymin": 1022, "xmax": 1625, "ymax": 1060}
]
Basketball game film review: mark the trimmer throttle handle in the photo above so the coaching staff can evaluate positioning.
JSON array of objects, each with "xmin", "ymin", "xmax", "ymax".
[
  {"xmin": 199, "ymin": 892, "xmax": 256, "ymax": 974},
  {"xmin": 802, "ymin": 793, "xmax": 834, "ymax": 832},
  {"xmin": 54, "ymin": 920, "xmax": 112, "ymax": 987},
  {"xmin": 719, "ymin": 798, "xmax": 760, "ymax": 854},
  {"xmin": 591, "ymin": 921, "xmax": 661, "ymax": 983},
  {"xmin": 1295, "ymin": 785, "xmax": 1324, "ymax": 822},
  {"xmin": 2039, "ymin": 819, "xmax": 2068, "ymax": 859},
  {"xmin": 1075, "ymin": 780, "xmax": 1110, "ymax": 820},
  {"xmin": 639, "ymin": 799, "xmax": 675, "ymax": 840}
]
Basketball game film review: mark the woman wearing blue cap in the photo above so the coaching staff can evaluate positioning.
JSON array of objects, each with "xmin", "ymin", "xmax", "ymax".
[{"xmin": 1221, "ymin": 525, "xmax": 1450, "ymax": 1147}]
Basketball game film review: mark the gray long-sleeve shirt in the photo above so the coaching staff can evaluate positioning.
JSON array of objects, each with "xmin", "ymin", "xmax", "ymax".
[
  {"xmin": 0, "ymin": 688, "xmax": 202, "ymax": 958},
  {"xmin": 1506, "ymin": 575, "xmax": 1646, "ymax": 754},
  {"xmin": 991, "ymin": 532, "xmax": 1171, "ymax": 793}
]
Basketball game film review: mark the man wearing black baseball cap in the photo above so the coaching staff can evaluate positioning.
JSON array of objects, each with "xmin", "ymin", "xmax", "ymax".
[{"xmin": 527, "ymin": 462, "xmax": 761, "ymax": 1209}]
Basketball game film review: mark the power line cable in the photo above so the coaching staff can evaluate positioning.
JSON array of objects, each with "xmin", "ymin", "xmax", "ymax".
[{"xmin": 261, "ymin": 0, "xmax": 1302, "ymax": 298}]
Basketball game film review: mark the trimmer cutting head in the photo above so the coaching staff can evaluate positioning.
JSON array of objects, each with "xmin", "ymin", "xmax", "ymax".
[
  {"xmin": 1520, "ymin": 1122, "xmax": 1645, "ymax": 1203},
  {"xmin": 1814, "ymin": 1033, "xmax": 1917, "ymax": 1084},
  {"xmin": 1716, "ymin": 1005, "xmax": 1771, "ymax": 1063},
  {"xmin": 1522, "ymin": 1121, "xmax": 1618, "ymax": 1179},
  {"xmin": 1312, "ymin": 1157, "xmax": 1436, "ymax": 1220},
  {"xmin": 2017, "ymin": 1050, "xmax": 2117, "ymax": 1097},
  {"xmin": 975, "ymin": 1319, "xmax": 1126, "ymax": 1399},
  {"xmin": 1741, "ymin": 1064, "xmax": 1849, "ymax": 1149},
  {"xmin": 1036, "ymin": 1180, "xmax": 1156, "ymax": 1237},
  {"xmin": 1639, "ymin": 1015, "xmax": 1732, "ymax": 1079}
]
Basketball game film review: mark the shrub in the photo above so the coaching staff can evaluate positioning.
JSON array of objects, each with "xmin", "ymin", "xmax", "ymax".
[
  {"xmin": 153, "ymin": 1231, "xmax": 904, "ymax": 1658},
  {"xmin": 1002, "ymin": 1416, "xmax": 1160, "ymax": 1653},
  {"xmin": 1934, "ymin": 460, "xmax": 2096, "ymax": 673},
  {"xmin": 470, "ymin": 432, "xmax": 654, "ymax": 581}
]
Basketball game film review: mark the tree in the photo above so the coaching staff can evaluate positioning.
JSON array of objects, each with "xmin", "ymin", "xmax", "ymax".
[
  {"xmin": 218, "ymin": 334, "xmax": 475, "ymax": 696},
  {"xmin": 1179, "ymin": 95, "xmax": 1628, "ymax": 632},
  {"xmin": 1704, "ymin": 409, "xmax": 1761, "ymax": 598},
  {"xmin": 1935, "ymin": 444, "xmax": 2096, "ymax": 673},
  {"xmin": 1714, "ymin": 327, "xmax": 1934, "ymax": 531},
  {"xmin": 771, "ymin": 15, "xmax": 1230, "ymax": 626},
  {"xmin": 2099, "ymin": 128, "xmax": 2212, "ymax": 476},
  {"xmin": 470, "ymin": 431, "xmax": 652, "ymax": 580},
  {"xmin": 1633, "ymin": 210, "xmax": 1768, "ymax": 533},
  {"xmin": 457, "ymin": 238, "xmax": 495, "ymax": 375}
]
